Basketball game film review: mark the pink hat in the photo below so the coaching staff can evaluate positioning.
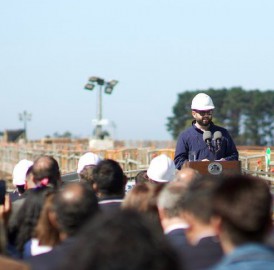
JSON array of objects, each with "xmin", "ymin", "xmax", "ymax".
[{"xmin": 13, "ymin": 159, "xmax": 33, "ymax": 186}]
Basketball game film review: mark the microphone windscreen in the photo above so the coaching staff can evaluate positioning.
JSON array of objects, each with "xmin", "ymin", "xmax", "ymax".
[
  {"xmin": 203, "ymin": 131, "xmax": 212, "ymax": 142},
  {"xmin": 213, "ymin": 131, "xmax": 222, "ymax": 140}
]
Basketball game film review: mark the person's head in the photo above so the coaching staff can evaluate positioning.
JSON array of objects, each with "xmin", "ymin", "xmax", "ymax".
[
  {"xmin": 173, "ymin": 167, "xmax": 200, "ymax": 187},
  {"xmin": 60, "ymin": 210, "xmax": 181, "ymax": 270},
  {"xmin": 79, "ymin": 165, "xmax": 96, "ymax": 186},
  {"xmin": 178, "ymin": 175, "xmax": 221, "ymax": 244},
  {"xmin": 122, "ymin": 183, "xmax": 164, "ymax": 234},
  {"xmin": 147, "ymin": 154, "xmax": 175, "ymax": 184},
  {"xmin": 123, "ymin": 183, "xmax": 162, "ymax": 213},
  {"xmin": 32, "ymin": 156, "xmax": 61, "ymax": 188},
  {"xmin": 180, "ymin": 175, "xmax": 221, "ymax": 223},
  {"xmin": 92, "ymin": 159, "xmax": 126, "ymax": 197},
  {"xmin": 77, "ymin": 152, "xmax": 101, "ymax": 182},
  {"xmin": 212, "ymin": 174, "xmax": 272, "ymax": 248},
  {"xmin": 191, "ymin": 93, "xmax": 215, "ymax": 127},
  {"xmin": 135, "ymin": 170, "xmax": 149, "ymax": 184},
  {"xmin": 12, "ymin": 159, "xmax": 33, "ymax": 194},
  {"xmin": 53, "ymin": 182, "xmax": 99, "ymax": 238},
  {"xmin": 25, "ymin": 165, "xmax": 35, "ymax": 189},
  {"xmin": 157, "ymin": 182, "xmax": 187, "ymax": 219}
]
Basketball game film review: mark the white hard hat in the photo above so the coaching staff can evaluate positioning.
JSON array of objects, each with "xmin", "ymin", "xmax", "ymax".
[
  {"xmin": 13, "ymin": 159, "xmax": 33, "ymax": 186},
  {"xmin": 77, "ymin": 152, "xmax": 102, "ymax": 173},
  {"xmin": 147, "ymin": 154, "xmax": 175, "ymax": 183},
  {"xmin": 191, "ymin": 93, "xmax": 215, "ymax": 110}
]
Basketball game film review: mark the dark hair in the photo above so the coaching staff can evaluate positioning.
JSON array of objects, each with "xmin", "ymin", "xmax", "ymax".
[
  {"xmin": 92, "ymin": 159, "xmax": 124, "ymax": 196},
  {"xmin": 212, "ymin": 174, "xmax": 272, "ymax": 245},
  {"xmin": 135, "ymin": 170, "xmax": 149, "ymax": 184},
  {"xmin": 26, "ymin": 165, "xmax": 33, "ymax": 176},
  {"xmin": 15, "ymin": 187, "xmax": 53, "ymax": 254},
  {"xmin": 60, "ymin": 210, "xmax": 181, "ymax": 270},
  {"xmin": 17, "ymin": 185, "xmax": 25, "ymax": 195},
  {"xmin": 178, "ymin": 175, "xmax": 222, "ymax": 224},
  {"xmin": 32, "ymin": 156, "xmax": 61, "ymax": 188},
  {"xmin": 53, "ymin": 182, "xmax": 99, "ymax": 237}
]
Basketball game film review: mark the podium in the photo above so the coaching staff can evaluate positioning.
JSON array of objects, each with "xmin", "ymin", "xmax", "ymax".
[{"xmin": 183, "ymin": 160, "xmax": 242, "ymax": 176}]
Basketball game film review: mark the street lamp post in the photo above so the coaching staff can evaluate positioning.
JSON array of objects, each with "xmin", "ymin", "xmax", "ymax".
[
  {"xmin": 19, "ymin": 110, "xmax": 32, "ymax": 141},
  {"xmin": 84, "ymin": 76, "xmax": 118, "ymax": 139}
]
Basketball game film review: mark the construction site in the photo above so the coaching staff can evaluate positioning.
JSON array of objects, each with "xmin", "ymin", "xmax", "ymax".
[{"xmin": 1, "ymin": 139, "xmax": 274, "ymax": 187}]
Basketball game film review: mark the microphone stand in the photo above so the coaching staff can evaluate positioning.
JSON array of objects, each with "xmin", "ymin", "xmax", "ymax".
[{"xmin": 213, "ymin": 139, "xmax": 221, "ymax": 160}]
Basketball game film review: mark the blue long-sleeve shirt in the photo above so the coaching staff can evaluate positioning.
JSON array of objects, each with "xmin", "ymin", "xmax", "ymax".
[
  {"xmin": 212, "ymin": 243, "xmax": 274, "ymax": 270},
  {"xmin": 174, "ymin": 121, "xmax": 239, "ymax": 169}
]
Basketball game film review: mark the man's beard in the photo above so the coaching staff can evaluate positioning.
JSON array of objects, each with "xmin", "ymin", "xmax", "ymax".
[{"xmin": 196, "ymin": 118, "xmax": 212, "ymax": 127}]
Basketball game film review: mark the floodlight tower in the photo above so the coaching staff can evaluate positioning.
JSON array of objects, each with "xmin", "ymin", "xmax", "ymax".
[
  {"xmin": 84, "ymin": 76, "xmax": 118, "ymax": 139},
  {"xmin": 19, "ymin": 110, "xmax": 32, "ymax": 141}
]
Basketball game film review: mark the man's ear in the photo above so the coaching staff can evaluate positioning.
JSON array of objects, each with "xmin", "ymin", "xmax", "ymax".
[
  {"xmin": 92, "ymin": 182, "xmax": 98, "ymax": 193},
  {"xmin": 158, "ymin": 207, "xmax": 166, "ymax": 221},
  {"xmin": 211, "ymin": 216, "xmax": 222, "ymax": 236},
  {"xmin": 191, "ymin": 111, "xmax": 196, "ymax": 118}
]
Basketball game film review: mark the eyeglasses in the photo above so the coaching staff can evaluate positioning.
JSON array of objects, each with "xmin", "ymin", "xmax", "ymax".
[{"xmin": 194, "ymin": 110, "xmax": 213, "ymax": 116}]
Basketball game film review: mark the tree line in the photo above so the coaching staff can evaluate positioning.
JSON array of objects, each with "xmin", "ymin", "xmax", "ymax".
[{"xmin": 167, "ymin": 87, "xmax": 274, "ymax": 146}]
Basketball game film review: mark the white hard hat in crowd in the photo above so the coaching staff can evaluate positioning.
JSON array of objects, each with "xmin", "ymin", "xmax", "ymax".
[
  {"xmin": 77, "ymin": 152, "xmax": 102, "ymax": 173},
  {"xmin": 147, "ymin": 154, "xmax": 176, "ymax": 183},
  {"xmin": 13, "ymin": 159, "xmax": 33, "ymax": 186},
  {"xmin": 191, "ymin": 93, "xmax": 215, "ymax": 110}
]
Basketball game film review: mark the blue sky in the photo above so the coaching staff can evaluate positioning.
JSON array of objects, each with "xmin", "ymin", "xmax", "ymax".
[{"xmin": 1, "ymin": 0, "xmax": 273, "ymax": 140}]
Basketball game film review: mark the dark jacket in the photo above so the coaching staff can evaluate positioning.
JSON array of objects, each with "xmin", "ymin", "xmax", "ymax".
[
  {"xmin": 182, "ymin": 236, "xmax": 224, "ymax": 270},
  {"xmin": 98, "ymin": 195, "xmax": 124, "ymax": 214},
  {"xmin": 26, "ymin": 238, "xmax": 76, "ymax": 270},
  {"xmin": 174, "ymin": 121, "xmax": 238, "ymax": 169}
]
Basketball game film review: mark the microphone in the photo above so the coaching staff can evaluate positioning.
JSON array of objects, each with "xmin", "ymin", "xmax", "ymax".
[
  {"xmin": 203, "ymin": 131, "xmax": 212, "ymax": 150},
  {"xmin": 213, "ymin": 131, "xmax": 222, "ymax": 152}
]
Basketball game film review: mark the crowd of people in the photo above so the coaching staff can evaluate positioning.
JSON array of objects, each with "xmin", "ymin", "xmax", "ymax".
[
  {"xmin": 0, "ymin": 93, "xmax": 273, "ymax": 270},
  {"xmin": 0, "ymin": 151, "xmax": 273, "ymax": 270}
]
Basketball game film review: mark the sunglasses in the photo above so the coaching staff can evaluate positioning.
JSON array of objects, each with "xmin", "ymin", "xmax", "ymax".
[{"xmin": 194, "ymin": 110, "xmax": 213, "ymax": 116}]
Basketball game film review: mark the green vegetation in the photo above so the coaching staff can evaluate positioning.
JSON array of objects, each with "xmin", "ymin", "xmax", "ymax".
[{"xmin": 167, "ymin": 87, "xmax": 274, "ymax": 146}]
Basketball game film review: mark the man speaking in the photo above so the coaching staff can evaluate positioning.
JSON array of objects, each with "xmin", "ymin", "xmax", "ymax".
[{"xmin": 174, "ymin": 93, "xmax": 238, "ymax": 170}]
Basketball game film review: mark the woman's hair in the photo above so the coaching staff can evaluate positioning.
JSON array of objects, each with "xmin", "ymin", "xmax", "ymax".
[
  {"xmin": 123, "ymin": 183, "xmax": 155, "ymax": 212},
  {"xmin": 34, "ymin": 192, "xmax": 60, "ymax": 247},
  {"xmin": 15, "ymin": 187, "xmax": 53, "ymax": 254},
  {"xmin": 122, "ymin": 183, "xmax": 164, "ymax": 234}
]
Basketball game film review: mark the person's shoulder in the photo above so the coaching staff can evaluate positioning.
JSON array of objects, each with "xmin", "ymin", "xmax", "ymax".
[
  {"xmin": 99, "ymin": 197, "xmax": 123, "ymax": 213},
  {"xmin": 178, "ymin": 125, "xmax": 195, "ymax": 137},
  {"xmin": 213, "ymin": 244, "xmax": 274, "ymax": 270},
  {"xmin": 26, "ymin": 241, "xmax": 73, "ymax": 270}
]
